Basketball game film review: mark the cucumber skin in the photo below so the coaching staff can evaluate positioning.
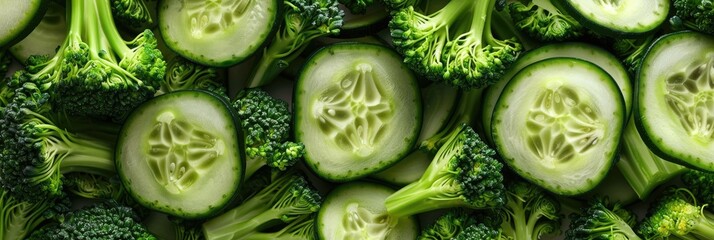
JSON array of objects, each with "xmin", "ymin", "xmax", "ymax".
[
  {"xmin": 1, "ymin": 0, "xmax": 48, "ymax": 48},
  {"xmin": 555, "ymin": 0, "xmax": 668, "ymax": 38}
]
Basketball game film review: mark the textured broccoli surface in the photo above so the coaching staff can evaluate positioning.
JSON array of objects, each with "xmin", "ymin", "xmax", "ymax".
[
  {"xmin": 111, "ymin": 0, "xmax": 154, "ymax": 30},
  {"xmin": 492, "ymin": 180, "xmax": 562, "ymax": 240},
  {"xmin": 637, "ymin": 188, "xmax": 714, "ymax": 239},
  {"xmin": 508, "ymin": 0, "xmax": 584, "ymax": 42},
  {"xmin": 155, "ymin": 56, "xmax": 226, "ymax": 97},
  {"xmin": 672, "ymin": 0, "xmax": 714, "ymax": 34},
  {"xmin": 0, "ymin": 189, "xmax": 70, "ymax": 240},
  {"xmin": 565, "ymin": 197, "xmax": 641, "ymax": 240},
  {"xmin": 682, "ymin": 170, "xmax": 714, "ymax": 210}
]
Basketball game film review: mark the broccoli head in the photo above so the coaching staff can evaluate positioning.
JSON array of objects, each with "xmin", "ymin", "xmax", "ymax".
[
  {"xmin": 508, "ymin": 0, "xmax": 585, "ymax": 42},
  {"xmin": 419, "ymin": 208, "xmax": 479, "ymax": 239},
  {"xmin": 156, "ymin": 56, "xmax": 227, "ymax": 97},
  {"xmin": 26, "ymin": 200, "xmax": 156, "ymax": 240},
  {"xmin": 339, "ymin": 0, "xmax": 375, "ymax": 14},
  {"xmin": 232, "ymin": 88, "xmax": 305, "ymax": 178},
  {"xmin": 672, "ymin": 0, "xmax": 714, "ymax": 34},
  {"xmin": 111, "ymin": 0, "xmax": 154, "ymax": 30},
  {"xmin": 493, "ymin": 180, "xmax": 562, "ymax": 240},
  {"xmin": 681, "ymin": 169, "xmax": 714, "ymax": 210},
  {"xmin": 637, "ymin": 188, "xmax": 714, "ymax": 239},
  {"xmin": 384, "ymin": 124, "xmax": 505, "ymax": 217},
  {"xmin": 454, "ymin": 224, "xmax": 508, "ymax": 240},
  {"xmin": 389, "ymin": 0, "xmax": 522, "ymax": 89},
  {"xmin": 0, "ymin": 189, "xmax": 70, "ymax": 240},
  {"xmin": 201, "ymin": 172, "xmax": 322, "ymax": 240},
  {"xmin": 565, "ymin": 197, "xmax": 641, "ymax": 240}
]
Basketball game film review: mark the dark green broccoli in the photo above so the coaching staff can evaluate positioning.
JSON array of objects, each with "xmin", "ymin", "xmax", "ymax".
[
  {"xmin": 0, "ymin": 81, "xmax": 118, "ymax": 203},
  {"xmin": 245, "ymin": 0, "xmax": 344, "ymax": 88},
  {"xmin": 565, "ymin": 197, "xmax": 642, "ymax": 240},
  {"xmin": 508, "ymin": 0, "xmax": 584, "ymax": 42},
  {"xmin": 671, "ymin": 0, "xmax": 714, "ymax": 34},
  {"xmin": 111, "ymin": 0, "xmax": 154, "ymax": 30},
  {"xmin": 611, "ymin": 35, "xmax": 656, "ymax": 77},
  {"xmin": 383, "ymin": 0, "xmax": 422, "ymax": 10},
  {"xmin": 681, "ymin": 169, "xmax": 714, "ymax": 211},
  {"xmin": 0, "ymin": 51, "xmax": 11, "ymax": 78},
  {"xmin": 0, "ymin": 189, "xmax": 70, "ymax": 240},
  {"xmin": 155, "ymin": 56, "xmax": 227, "ymax": 97},
  {"xmin": 493, "ymin": 180, "xmax": 562, "ymax": 240},
  {"xmin": 26, "ymin": 200, "xmax": 156, "ymax": 240},
  {"xmin": 389, "ymin": 0, "xmax": 522, "ymax": 89},
  {"xmin": 419, "ymin": 208, "xmax": 478, "ymax": 239},
  {"xmin": 339, "ymin": 0, "xmax": 375, "ymax": 14},
  {"xmin": 171, "ymin": 218, "xmax": 205, "ymax": 240},
  {"xmin": 232, "ymin": 88, "xmax": 305, "ymax": 178},
  {"xmin": 637, "ymin": 188, "xmax": 714, "ymax": 239},
  {"xmin": 63, "ymin": 173, "xmax": 148, "ymax": 217},
  {"xmin": 384, "ymin": 124, "xmax": 505, "ymax": 217},
  {"xmin": 240, "ymin": 214, "xmax": 317, "ymax": 240},
  {"xmin": 201, "ymin": 172, "xmax": 322, "ymax": 240},
  {"xmin": 453, "ymin": 224, "xmax": 508, "ymax": 240},
  {"xmin": 12, "ymin": 0, "xmax": 165, "ymax": 121}
]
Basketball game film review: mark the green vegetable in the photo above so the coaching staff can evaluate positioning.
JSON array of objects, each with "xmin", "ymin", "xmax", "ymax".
[
  {"xmin": 671, "ymin": 0, "xmax": 714, "ymax": 34},
  {"xmin": 8, "ymin": 1, "xmax": 67, "ymax": 63},
  {"xmin": 637, "ymin": 188, "xmax": 714, "ymax": 239},
  {"xmin": 490, "ymin": 180, "xmax": 562, "ymax": 240},
  {"xmin": 419, "ymin": 208, "xmax": 478, "ymax": 239},
  {"xmin": 0, "ymin": 0, "xmax": 47, "ymax": 48},
  {"xmin": 111, "ymin": 0, "xmax": 154, "ymax": 30},
  {"xmin": 453, "ymin": 224, "xmax": 508, "ymax": 240},
  {"xmin": 0, "ymin": 189, "xmax": 70, "ymax": 240},
  {"xmin": 565, "ymin": 197, "xmax": 641, "ymax": 240},
  {"xmin": 340, "ymin": 0, "xmax": 375, "ymax": 14},
  {"xmin": 508, "ymin": 0, "xmax": 585, "ymax": 42}
]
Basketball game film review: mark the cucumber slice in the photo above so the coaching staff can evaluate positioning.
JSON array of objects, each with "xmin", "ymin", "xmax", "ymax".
[
  {"xmin": 492, "ymin": 58, "xmax": 626, "ymax": 195},
  {"xmin": 636, "ymin": 31, "xmax": 714, "ymax": 171},
  {"xmin": 117, "ymin": 90, "xmax": 245, "ymax": 219},
  {"xmin": 317, "ymin": 181, "xmax": 419, "ymax": 239},
  {"xmin": 337, "ymin": 2, "xmax": 389, "ymax": 38},
  {"xmin": 0, "ymin": 0, "xmax": 47, "ymax": 48},
  {"xmin": 482, "ymin": 42, "xmax": 631, "ymax": 143},
  {"xmin": 158, "ymin": 0, "xmax": 278, "ymax": 67},
  {"xmin": 370, "ymin": 150, "xmax": 432, "ymax": 186},
  {"xmin": 557, "ymin": 0, "xmax": 668, "ymax": 37},
  {"xmin": 9, "ymin": 1, "xmax": 67, "ymax": 63}
]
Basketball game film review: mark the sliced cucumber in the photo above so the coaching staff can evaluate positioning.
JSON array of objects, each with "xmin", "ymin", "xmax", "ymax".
[
  {"xmin": 636, "ymin": 31, "xmax": 714, "ymax": 171},
  {"xmin": 295, "ymin": 43, "xmax": 422, "ymax": 182},
  {"xmin": 557, "ymin": 0, "xmax": 668, "ymax": 37},
  {"xmin": 9, "ymin": 1, "xmax": 66, "ymax": 63},
  {"xmin": 158, "ymin": 0, "xmax": 278, "ymax": 67},
  {"xmin": 117, "ymin": 90, "xmax": 245, "ymax": 219},
  {"xmin": 482, "ymin": 42, "xmax": 631, "ymax": 143},
  {"xmin": 370, "ymin": 150, "xmax": 432, "ymax": 186},
  {"xmin": 317, "ymin": 181, "xmax": 419, "ymax": 239},
  {"xmin": 492, "ymin": 58, "xmax": 626, "ymax": 195},
  {"xmin": 0, "ymin": 0, "xmax": 47, "ymax": 48}
]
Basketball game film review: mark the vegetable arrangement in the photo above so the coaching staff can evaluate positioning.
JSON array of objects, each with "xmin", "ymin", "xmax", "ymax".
[{"xmin": 2, "ymin": 0, "xmax": 714, "ymax": 239}]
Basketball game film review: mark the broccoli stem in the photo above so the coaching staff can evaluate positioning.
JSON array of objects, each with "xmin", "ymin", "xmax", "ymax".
[
  {"xmin": 504, "ymin": 199, "xmax": 530, "ymax": 240},
  {"xmin": 385, "ymin": 179, "xmax": 466, "ymax": 217},
  {"xmin": 245, "ymin": 156, "xmax": 266, "ymax": 179},
  {"xmin": 420, "ymin": 89, "xmax": 482, "ymax": 152},
  {"xmin": 95, "ymin": 0, "xmax": 132, "ymax": 58},
  {"xmin": 688, "ymin": 211, "xmax": 714, "ymax": 239},
  {"xmin": 246, "ymin": 51, "xmax": 290, "ymax": 88}
]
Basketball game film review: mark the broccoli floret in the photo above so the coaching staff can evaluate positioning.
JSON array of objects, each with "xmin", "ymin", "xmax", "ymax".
[
  {"xmin": 492, "ymin": 180, "xmax": 562, "ymax": 240},
  {"xmin": 201, "ymin": 172, "xmax": 322, "ymax": 240},
  {"xmin": 419, "ymin": 208, "xmax": 478, "ymax": 239},
  {"xmin": 454, "ymin": 224, "xmax": 508, "ymax": 240},
  {"xmin": 156, "ymin": 56, "xmax": 227, "ymax": 97},
  {"xmin": 0, "ymin": 189, "xmax": 70, "ymax": 240},
  {"xmin": 339, "ymin": 0, "xmax": 375, "ymax": 14},
  {"xmin": 637, "ymin": 188, "xmax": 714, "ymax": 239},
  {"xmin": 0, "ymin": 51, "xmax": 11, "ymax": 78},
  {"xmin": 63, "ymin": 173, "xmax": 148, "ymax": 217},
  {"xmin": 0, "ymin": 82, "xmax": 118, "ymax": 203},
  {"xmin": 111, "ymin": 0, "xmax": 154, "ymax": 30},
  {"xmin": 565, "ymin": 197, "xmax": 642, "ymax": 240},
  {"xmin": 232, "ymin": 88, "xmax": 305, "ymax": 178},
  {"xmin": 384, "ymin": 124, "xmax": 505, "ymax": 217},
  {"xmin": 389, "ymin": 0, "xmax": 522, "ymax": 89},
  {"xmin": 171, "ymin": 218, "xmax": 205, "ymax": 240},
  {"xmin": 671, "ymin": 0, "xmax": 714, "ymax": 34},
  {"xmin": 681, "ymin": 170, "xmax": 714, "ymax": 211},
  {"xmin": 13, "ymin": 0, "xmax": 165, "ymax": 121},
  {"xmin": 245, "ymin": 0, "xmax": 344, "ymax": 88},
  {"xmin": 508, "ymin": 0, "xmax": 584, "ymax": 42},
  {"xmin": 611, "ymin": 35, "xmax": 655, "ymax": 78},
  {"xmin": 420, "ymin": 89, "xmax": 482, "ymax": 153},
  {"xmin": 233, "ymin": 167, "xmax": 277, "ymax": 205},
  {"xmin": 26, "ymin": 200, "xmax": 156, "ymax": 240}
]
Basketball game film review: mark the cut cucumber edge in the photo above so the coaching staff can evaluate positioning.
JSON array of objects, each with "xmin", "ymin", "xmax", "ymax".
[
  {"xmin": 0, "ymin": 0, "xmax": 48, "ymax": 48},
  {"xmin": 557, "ymin": 0, "xmax": 668, "ymax": 37}
]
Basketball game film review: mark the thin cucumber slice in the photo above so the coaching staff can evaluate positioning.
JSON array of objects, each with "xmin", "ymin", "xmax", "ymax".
[
  {"xmin": 9, "ymin": 1, "xmax": 67, "ymax": 63},
  {"xmin": 557, "ymin": 0, "xmax": 668, "ymax": 37},
  {"xmin": 117, "ymin": 90, "xmax": 245, "ymax": 219},
  {"xmin": 492, "ymin": 58, "xmax": 626, "ymax": 195},
  {"xmin": 295, "ymin": 43, "xmax": 422, "ymax": 182},
  {"xmin": 158, "ymin": 0, "xmax": 278, "ymax": 67},
  {"xmin": 636, "ymin": 31, "xmax": 714, "ymax": 171},
  {"xmin": 482, "ymin": 42, "xmax": 631, "ymax": 143},
  {"xmin": 317, "ymin": 181, "xmax": 419, "ymax": 239},
  {"xmin": 0, "ymin": 0, "xmax": 47, "ymax": 48}
]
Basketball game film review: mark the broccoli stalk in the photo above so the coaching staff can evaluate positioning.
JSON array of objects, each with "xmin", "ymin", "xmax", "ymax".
[
  {"xmin": 245, "ymin": 0, "xmax": 344, "ymax": 88},
  {"xmin": 232, "ymin": 88, "xmax": 305, "ymax": 179},
  {"xmin": 389, "ymin": 0, "xmax": 522, "ymax": 88},
  {"xmin": 611, "ymin": 34, "xmax": 656, "ymax": 77},
  {"xmin": 565, "ymin": 197, "xmax": 642, "ymax": 240},
  {"xmin": 638, "ymin": 188, "xmax": 714, "ymax": 239},
  {"xmin": 384, "ymin": 124, "xmax": 505, "ymax": 217},
  {"xmin": 671, "ymin": 0, "xmax": 714, "ymax": 34},
  {"xmin": 0, "ymin": 189, "xmax": 70, "ymax": 240},
  {"xmin": 495, "ymin": 181, "xmax": 562, "ymax": 240},
  {"xmin": 420, "ymin": 88, "xmax": 482, "ymax": 153},
  {"xmin": 339, "ymin": 0, "xmax": 375, "ymax": 14},
  {"xmin": 201, "ymin": 172, "xmax": 321, "ymax": 240},
  {"xmin": 156, "ymin": 56, "xmax": 226, "ymax": 97},
  {"xmin": 454, "ymin": 224, "xmax": 508, "ymax": 240},
  {"xmin": 241, "ymin": 214, "xmax": 317, "ymax": 240},
  {"xmin": 681, "ymin": 169, "xmax": 714, "ymax": 211},
  {"xmin": 507, "ymin": 0, "xmax": 584, "ymax": 42}
]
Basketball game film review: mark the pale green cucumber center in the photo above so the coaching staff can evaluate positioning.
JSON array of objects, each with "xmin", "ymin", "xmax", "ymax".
[
  {"xmin": 185, "ymin": 0, "xmax": 254, "ymax": 39},
  {"xmin": 146, "ymin": 112, "xmax": 225, "ymax": 193},
  {"xmin": 595, "ymin": 0, "xmax": 622, "ymax": 11},
  {"xmin": 312, "ymin": 63, "xmax": 394, "ymax": 157},
  {"xmin": 526, "ymin": 81, "xmax": 604, "ymax": 168},
  {"xmin": 664, "ymin": 54, "xmax": 714, "ymax": 144},
  {"xmin": 339, "ymin": 202, "xmax": 397, "ymax": 240}
]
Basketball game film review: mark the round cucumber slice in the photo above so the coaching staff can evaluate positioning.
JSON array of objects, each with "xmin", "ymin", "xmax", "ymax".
[
  {"xmin": 9, "ymin": 1, "xmax": 67, "ymax": 63},
  {"xmin": 317, "ymin": 181, "xmax": 419, "ymax": 239},
  {"xmin": 636, "ymin": 31, "xmax": 714, "ymax": 171},
  {"xmin": 158, "ymin": 0, "xmax": 278, "ymax": 67},
  {"xmin": 117, "ymin": 90, "xmax": 245, "ymax": 219},
  {"xmin": 0, "ymin": 0, "xmax": 47, "ymax": 48},
  {"xmin": 558, "ymin": 0, "xmax": 668, "ymax": 37},
  {"xmin": 482, "ymin": 42, "xmax": 631, "ymax": 143},
  {"xmin": 492, "ymin": 58, "xmax": 626, "ymax": 195},
  {"xmin": 295, "ymin": 43, "xmax": 422, "ymax": 182}
]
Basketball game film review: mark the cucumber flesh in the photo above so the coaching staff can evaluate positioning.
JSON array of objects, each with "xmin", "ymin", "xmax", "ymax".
[
  {"xmin": 636, "ymin": 31, "xmax": 714, "ymax": 171},
  {"xmin": 0, "ymin": 0, "xmax": 47, "ymax": 48},
  {"xmin": 158, "ymin": 0, "xmax": 278, "ymax": 67},
  {"xmin": 317, "ymin": 181, "xmax": 419, "ymax": 239},
  {"xmin": 559, "ymin": 0, "xmax": 668, "ymax": 37},
  {"xmin": 492, "ymin": 58, "xmax": 626, "ymax": 195},
  {"xmin": 117, "ymin": 90, "xmax": 245, "ymax": 219},
  {"xmin": 9, "ymin": 1, "xmax": 66, "ymax": 62}
]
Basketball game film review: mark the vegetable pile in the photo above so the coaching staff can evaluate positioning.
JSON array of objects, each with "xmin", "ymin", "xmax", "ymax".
[{"xmin": 2, "ymin": 0, "xmax": 714, "ymax": 239}]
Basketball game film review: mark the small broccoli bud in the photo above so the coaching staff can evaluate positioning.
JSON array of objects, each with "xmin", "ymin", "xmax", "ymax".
[{"xmin": 638, "ymin": 188, "xmax": 714, "ymax": 239}]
